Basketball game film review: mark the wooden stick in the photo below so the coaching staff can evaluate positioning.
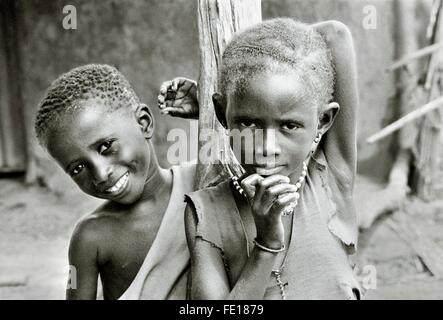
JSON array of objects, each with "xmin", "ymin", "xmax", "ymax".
[
  {"xmin": 196, "ymin": 0, "xmax": 261, "ymax": 188},
  {"xmin": 366, "ymin": 96, "xmax": 443, "ymax": 144},
  {"xmin": 416, "ymin": 1, "xmax": 443, "ymax": 199},
  {"xmin": 427, "ymin": 0, "xmax": 442, "ymax": 39},
  {"xmin": 0, "ymin": 276, "xmax": 28, "ymax": 287},
  {"xmin": 385, "ymin": 42, "xmax": 443, "ymax": 72}
]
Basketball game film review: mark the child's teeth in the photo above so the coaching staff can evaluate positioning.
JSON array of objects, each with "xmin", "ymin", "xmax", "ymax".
[{"xmin": 106, "ymin": 173, "xmax": 128, "ymax": 193}]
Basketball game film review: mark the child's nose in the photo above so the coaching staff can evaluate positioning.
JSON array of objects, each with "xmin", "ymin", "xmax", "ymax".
[
  {"xmin": 91, "ymin": 161, "xmax": 113, "ymax": 186},
  {"xmin": 256, "ymin": 128, "xmax": 281, "ymax": 157}
]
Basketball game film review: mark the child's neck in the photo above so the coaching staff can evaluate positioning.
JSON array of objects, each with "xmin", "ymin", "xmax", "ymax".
[
  {"xmin": 119, "ymin": 163, "xmax": 172, "ymax": 220},
  {"xmin": 140, "ymin": 153, "xmax": 172, "ymax": 202},
  {"xmin": 141, "ymin": 167, "xmax": 172, "ymax": 201}
]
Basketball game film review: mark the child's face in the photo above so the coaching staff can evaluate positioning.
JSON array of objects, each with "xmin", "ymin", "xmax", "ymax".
[
  {"xmin": 222, "ymin": 72, "xmax": 337, "ymax": 178},
  {"xmin": 46, "ymin": 99, "xmax": 153, "ymax": 205}
]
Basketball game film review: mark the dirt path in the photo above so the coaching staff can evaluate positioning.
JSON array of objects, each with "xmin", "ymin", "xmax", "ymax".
[
  {"xmin": 1, "ymin": 176, "xmax": 442, "ymax": 299},
  {"xmin": 357, "ymin": 199, "xmax": 443, "ymax": 299},
  {"xmin": 0, "ymin": 177, "xmax": 102, "ymax": 300}
]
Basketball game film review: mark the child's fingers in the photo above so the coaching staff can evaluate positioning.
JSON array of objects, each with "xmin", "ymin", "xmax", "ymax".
[
  {"xmin": 174, "ymin": 77, "xmax": 195, "ymax": 91},
  {"xmin": 240, "ymin": 174, "xmax": 263, "ymax": 199},
  {"xmin": 273, "ymin": 192, "xmax": 298, "ymax": 215},
  {"xmin": 157, "ymin": 94, "xmax": 165, "ymax": 106},
  {"xmin": 160, "ymin": 107, "xmax": 185, "ymax": 117},
  {"xmin": 253, "ymin": 175, "xmax": 290, "ymax": 206},
  {"xmin": 164, "ymin": 98, "xmax": 174, "ymax": 109},
  {"xmin": 172, "ymin": 78, "xmax": 181, "ymax": 91},
  {"xmin": 250, "ymin": 176, "xmax": 290, "ymax": 215},
  {"xmin": 161, "ymin": 107, "xmax": 178, "ymax": 113},
  {"xmin": 159, "ymin": 81, "xmax": 172, "ymax": 95},
  {"xmin": 267, "ymin": 183, "xmax": 297, "ymax": 198},
  {"xmin": 241, "ymin": 173, "xmax": 263, "ymax": 186},
  {"xmin": 257, "ymin": 184, "xmax": 295, "ymax": 214}
]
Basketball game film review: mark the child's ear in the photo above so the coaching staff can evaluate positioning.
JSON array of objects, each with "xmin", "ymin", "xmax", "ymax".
[
  {"xmin": 317, "ymin": 102, "xmax": 340, "ymax": 135},
  {"xmin": 212, "ymin": 93, "xmax": 227, "ymax": 128},
  {"xmin": 135, "ymin": 103, "xmax": 154, "ymax": 139}
]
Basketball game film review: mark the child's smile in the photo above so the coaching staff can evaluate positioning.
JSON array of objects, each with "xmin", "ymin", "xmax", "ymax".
[
  {"xmin": 103, "ymin": 171, "xmax": 129, "ymax": 195},
  {"xmin": 46, "ymin": 99, "xmax": 151, "ymax": 204},
  {"xmin": 224, "ymin": 72, "xmax": 320, "ymax": 179}
]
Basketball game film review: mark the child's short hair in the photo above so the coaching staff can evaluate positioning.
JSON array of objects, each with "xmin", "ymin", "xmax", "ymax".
[
  {"xmin": 35, "ymin": 64, "xmax": 139, "ymax": 145},
  {"xmin": 219, "ymin": 18, "xmax": 334, "ymax": 106}
]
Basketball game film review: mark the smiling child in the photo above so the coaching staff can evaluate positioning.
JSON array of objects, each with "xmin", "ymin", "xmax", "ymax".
[{"xmin": 35, "ymin": 64, "xmax": 195, "ymax": 300}]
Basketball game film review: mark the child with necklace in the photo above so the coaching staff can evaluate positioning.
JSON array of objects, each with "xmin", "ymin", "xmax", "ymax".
[{"xmin": 160, "ymin": 18, "xmax": 361, "ymax": 299}]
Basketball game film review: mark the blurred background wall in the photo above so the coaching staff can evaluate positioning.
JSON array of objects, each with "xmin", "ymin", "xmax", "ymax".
[{"xmin": 0, "ymin": 0, "xmax": 431, "ymax": 192}]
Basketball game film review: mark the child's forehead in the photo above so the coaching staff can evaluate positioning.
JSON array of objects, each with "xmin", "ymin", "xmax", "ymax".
[
  {"xmin": 72, "ymin": 96, "xmax": 133, "ymax": 118},
  {"xmin": 231, "ymin": 72, "xmax": 316, "ymax": 110},
  {"xmin": 51, "ymin": 102, "xmax": 131, "ymax": 139},
  {"xmin": 76, "ymin": 95, "xmax": 122, "ymax": 109},
  {"xmin": 46, "ymin": 105, "xmax": 134, "ymax": 158}
]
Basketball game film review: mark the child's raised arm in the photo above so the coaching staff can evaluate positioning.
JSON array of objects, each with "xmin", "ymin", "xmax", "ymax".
[
  {"xmin": 66, "ymin": 219, "xmax": 100, "ymax": 300},
  {"xmin": 159, "ymin": 22, "xmax": 359, "ymax": 186},
  {"xmin": 312, "ymin": 21, "xmax": 358, "ymax": 185},
  {"xmin": 159, "ymin": 21, "xmax": 358, "ymax": 184}
]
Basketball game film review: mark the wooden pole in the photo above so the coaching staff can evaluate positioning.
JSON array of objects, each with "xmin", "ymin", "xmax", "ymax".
[
  {"xmin": 415, "ymin": 0, "xmax": 443, "ymax": 200},
  {"xmin": 196, "ymin": 0, "xmax": 261, "ymax": 188},
  {"xmin": 0, "ymin": 0, "xmax": 27, "ymax": 173},
  {"xmin": 366, "ymin": 96, "xmax": 443, "ymax": 144},
  {"xmin": 357, "ymin": 0, "xmax": 417, "ymax": 229},
  {"xmin": 385, "ymin": 42, "xmax": 443, "ymax": 72}
]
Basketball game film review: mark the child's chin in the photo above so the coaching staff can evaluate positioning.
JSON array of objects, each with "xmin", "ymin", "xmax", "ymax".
[
  {"xmin": 253, "ymin": 166, "xmax": 288, "ymax": 177},
  {"xmin": 113, "ymin": 198, "xmax": 135, "ymax": 205},
  {"xmin": 96, "ymin": 189, "xmax": 136, "ymax": 204},
  {"xmin": 108, "ymin": 193, "xmax": 137, "ymax": 205}
]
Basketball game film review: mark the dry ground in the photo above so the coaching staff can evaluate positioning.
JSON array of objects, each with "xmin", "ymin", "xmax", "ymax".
[{"xmin": 1, "ymin": 174, "xmax": 442, "ymax": 299}]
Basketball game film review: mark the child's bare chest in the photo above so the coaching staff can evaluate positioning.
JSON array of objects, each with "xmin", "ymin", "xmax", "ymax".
[{"xmin": 99, "ymin": 210, "xmax": 165, "ymax": 299}]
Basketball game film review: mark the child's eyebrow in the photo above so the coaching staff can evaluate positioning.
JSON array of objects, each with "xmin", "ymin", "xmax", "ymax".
[{"xmin": 88, "ymin": 136, "xmax": 113, "ymax": 149}]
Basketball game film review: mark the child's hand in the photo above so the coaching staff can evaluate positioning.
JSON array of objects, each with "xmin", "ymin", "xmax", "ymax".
[
  {"xmin": 241, "ymin": 174, "xmax": 298, "ymax": 249},
  {"xmin": 158, "ymin": 77, "xmax": 199, "ymax": 119}
]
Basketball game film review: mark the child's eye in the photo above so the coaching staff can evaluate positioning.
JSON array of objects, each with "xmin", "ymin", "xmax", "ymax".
[
  {"xmin": 98, "ymin": 140, "xmax": 114, "ymax": 154},
  {"xmin": 240, "ymin": 121, "xmax": 257, "ymax": 128},
  {"xmin": 281, "ymin": 123, "xmax": 300, "ymax": 131},
  {"xmin": 70, "ymin": 164, "xmax": 85, "ymax": 176}
]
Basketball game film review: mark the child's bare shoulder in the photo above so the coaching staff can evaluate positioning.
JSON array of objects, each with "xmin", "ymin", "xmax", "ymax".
[{"xmin": 69, "ymin": 202, "xmax": 122, "ymax": 254}]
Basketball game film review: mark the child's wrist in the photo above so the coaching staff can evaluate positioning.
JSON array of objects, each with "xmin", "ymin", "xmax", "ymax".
[{"xmin": 253, "ymin": 237, "xmax": 285, "ymax": 254}]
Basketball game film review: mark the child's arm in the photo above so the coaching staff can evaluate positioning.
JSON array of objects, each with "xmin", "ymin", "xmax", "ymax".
[
  {"xmin": 312, "ymin": 21, "xmax": 358, "ymax": 185},
  {"xmin": 185, "ymin": 175, "xmax": 296, "ymax": 299},
  {"xmin": 66, "ymin": 220, "xmax": 100, "ymax": 300},
  {"xmin": 184, "ymin": 205, "xmax": 229, "ymax": 299},
  {"xmin": 185, "ymin": 204, "xmax": 278, "ymax": 299}
]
